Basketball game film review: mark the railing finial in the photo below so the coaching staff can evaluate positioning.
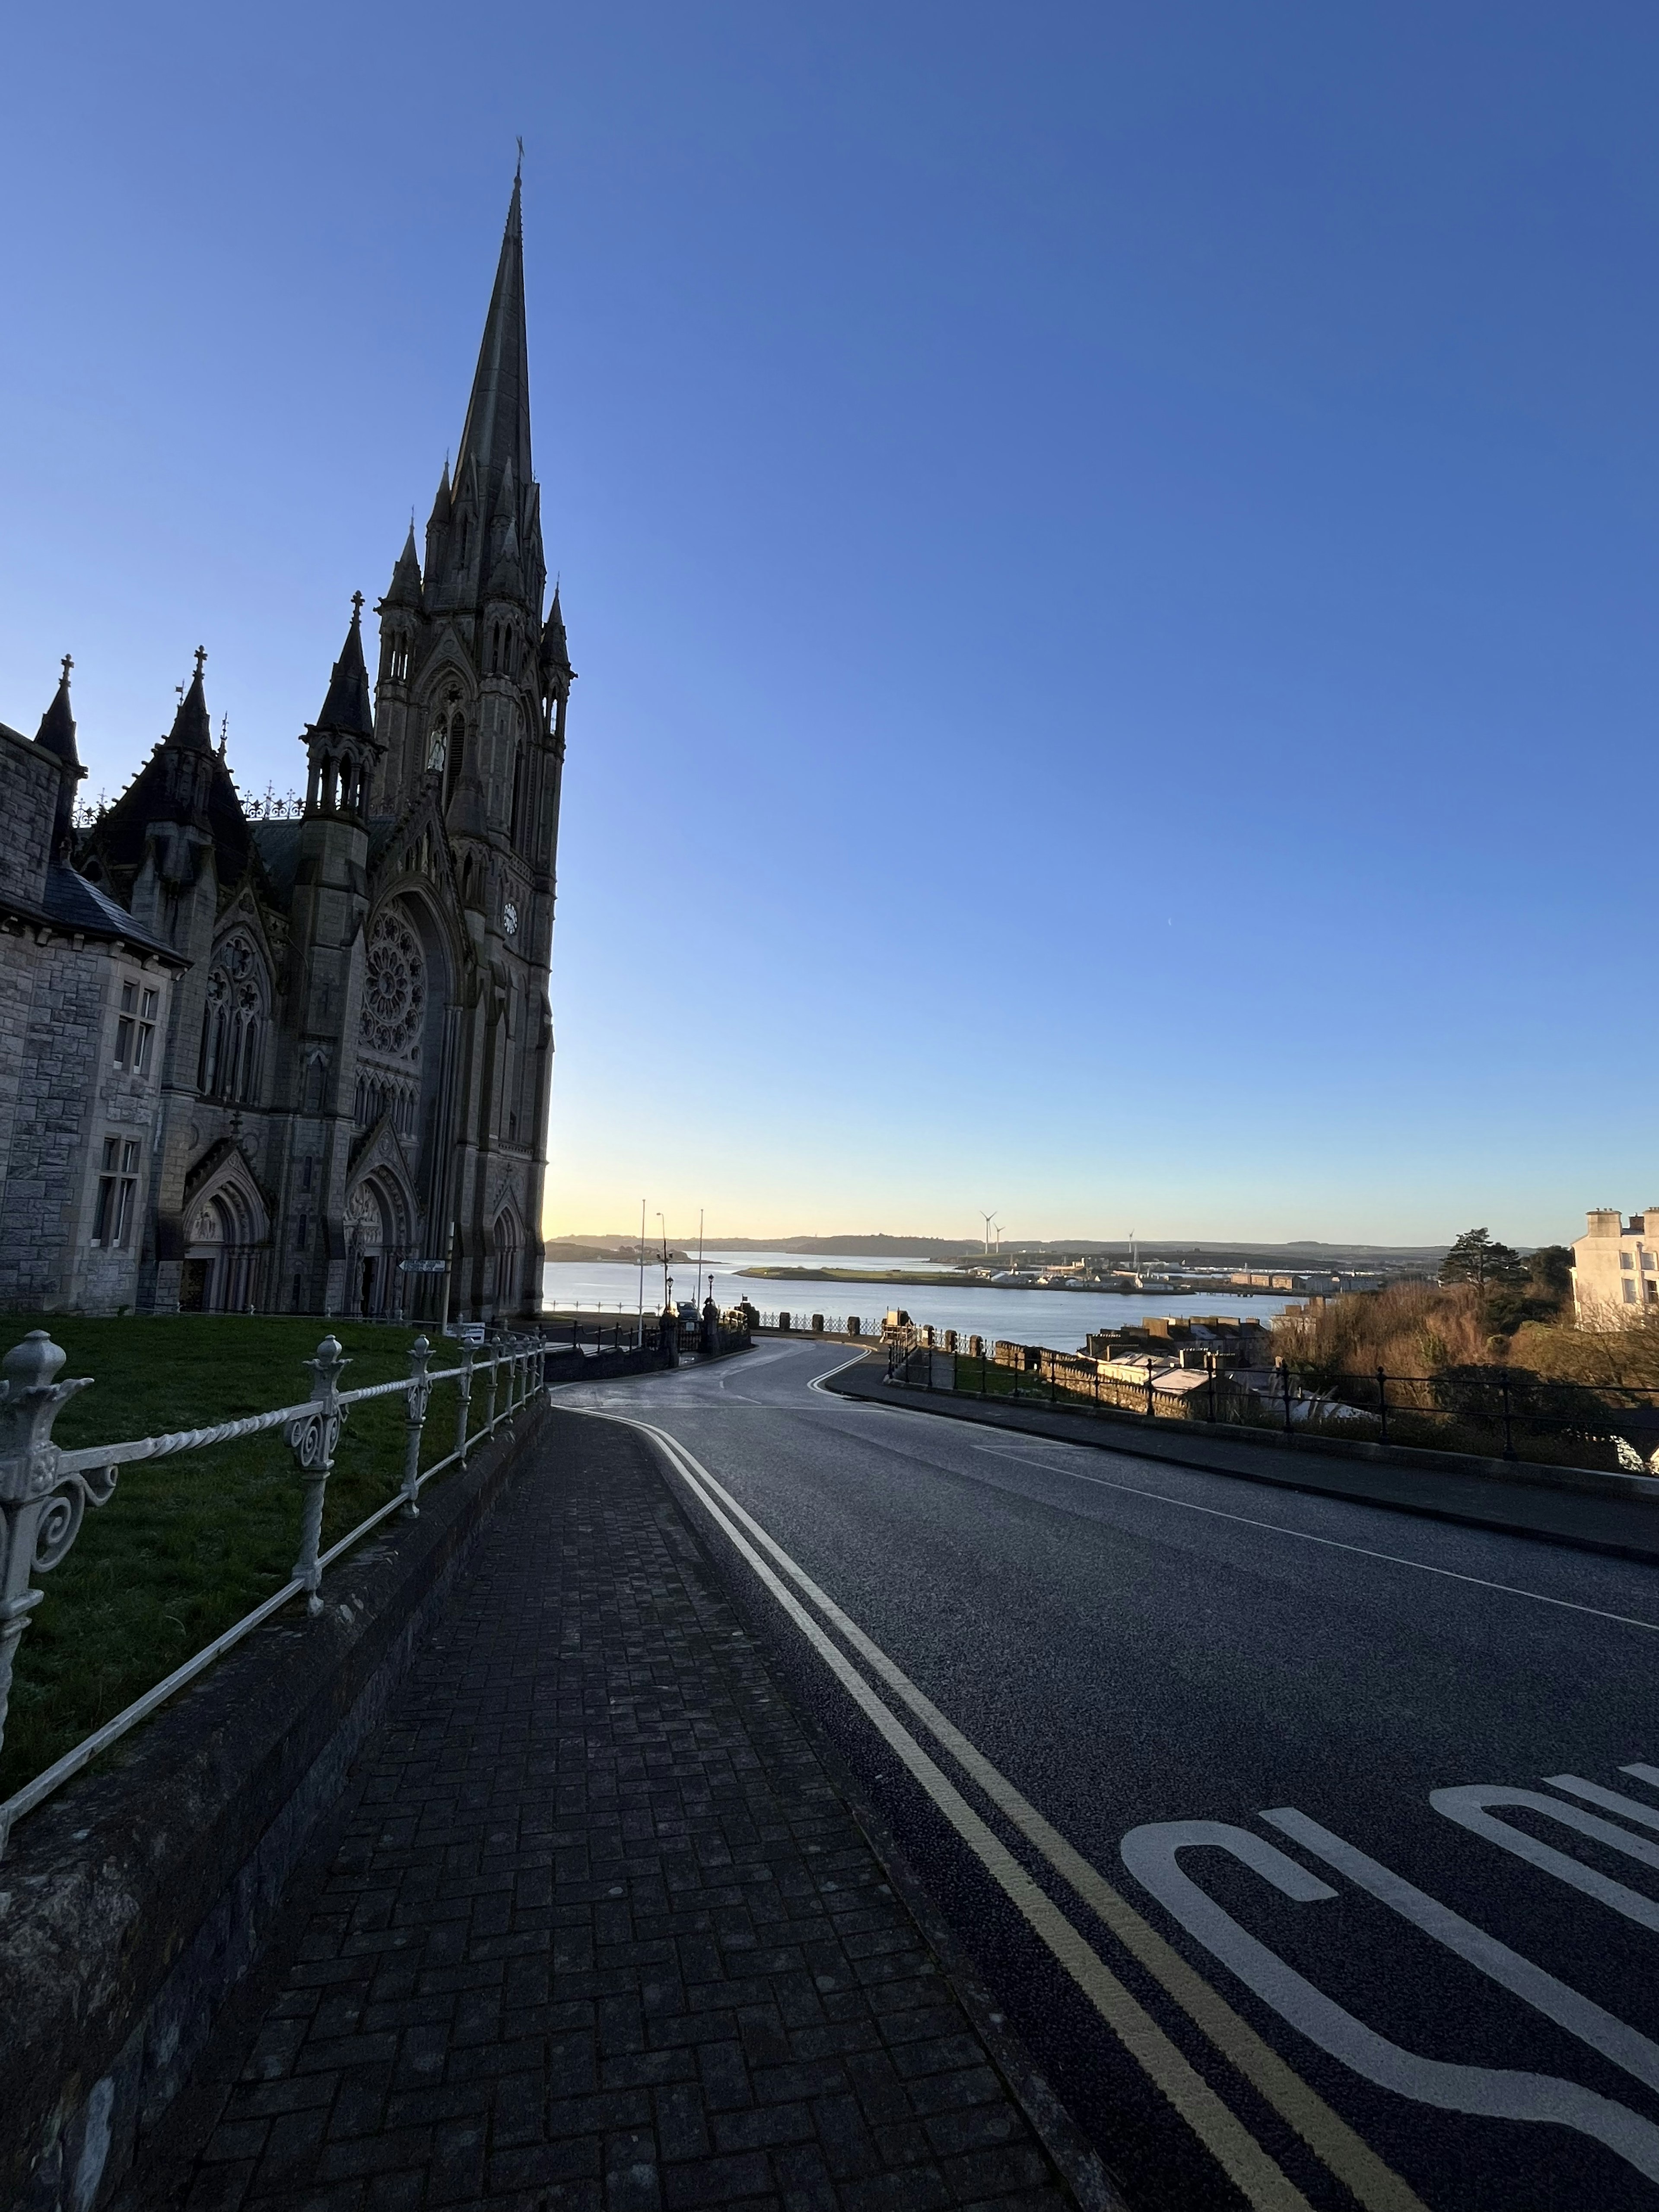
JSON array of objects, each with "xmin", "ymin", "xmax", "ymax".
[{"xmin": 0, "ymin": 1331, "xmax": 102, "ymax": 1797}]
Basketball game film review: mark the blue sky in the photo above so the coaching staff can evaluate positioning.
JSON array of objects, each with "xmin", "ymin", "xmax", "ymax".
[{"xmin": 2, "ymin": 3, "xmax": 1654, "ymax": 1247}]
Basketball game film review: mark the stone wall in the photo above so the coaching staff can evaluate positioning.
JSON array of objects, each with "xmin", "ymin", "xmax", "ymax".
[
  {"xmin": 0, "ymin": 724, "xmax": 60, "ymax": 910},
  {"xmin": 0, "ymin": 937, "xmax": 168, "ymax": 1314},
  {"xmin": 0, "ymin": 931, "xmax": 105, "ymax": 1306}
]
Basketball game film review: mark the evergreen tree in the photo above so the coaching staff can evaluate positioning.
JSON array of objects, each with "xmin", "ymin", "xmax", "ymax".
[{"xmin": 1440, "ymin": 1228, "xmax": 1527, "ymax": 1290}]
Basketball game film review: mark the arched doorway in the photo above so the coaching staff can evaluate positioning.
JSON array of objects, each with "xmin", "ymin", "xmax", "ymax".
[
  {"xmin": 346, "ymin": 1180, "xmax": 391, "ymax": 1316},
  {"xmin": 181, "ymin": 1180, "xmax": 266, "ymax": 1312}
]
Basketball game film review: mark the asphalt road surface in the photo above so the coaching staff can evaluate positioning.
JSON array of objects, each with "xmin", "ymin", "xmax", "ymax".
[{"xmin": 560, "ymin": 1340, "xmax": 1659, "ymax": 2212}]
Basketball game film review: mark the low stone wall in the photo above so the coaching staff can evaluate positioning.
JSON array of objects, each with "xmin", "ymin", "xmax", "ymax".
[
  {"xmin": 0, "ymin": 1397, "xmax": 552, "ymax": 2212},
  {"xmin": 543, "ymin": 1340, "xmax": 664, "ymax": 1384}
]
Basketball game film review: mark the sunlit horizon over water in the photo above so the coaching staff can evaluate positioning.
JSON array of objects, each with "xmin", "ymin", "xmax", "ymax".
[{"xmin": 540, "ymin": 1250, "xmax": 1289, "ymax": 1349}]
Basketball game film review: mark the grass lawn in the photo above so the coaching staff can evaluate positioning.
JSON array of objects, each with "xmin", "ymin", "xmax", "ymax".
[{"xmin": 0, "ymin": 1313, "xmax": 474, "ymax": 1799}]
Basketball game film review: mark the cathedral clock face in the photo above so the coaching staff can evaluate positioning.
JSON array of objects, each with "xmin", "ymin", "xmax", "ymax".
[{"xmin": 503, "ymin": 900, "xmax": 519, "ymax": 939}]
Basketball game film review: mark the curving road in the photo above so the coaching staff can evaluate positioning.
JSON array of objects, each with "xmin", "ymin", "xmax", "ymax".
[{"xmin": 559, "ymin": 1339, "xmax": 1659, "ymax": 2212}]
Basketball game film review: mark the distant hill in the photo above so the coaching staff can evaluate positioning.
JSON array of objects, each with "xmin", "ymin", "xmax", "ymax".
[
  {"xmin": 557, "ymin": 1232, "xmax": 1450, "ymax": 1266},
  {"xmin": 544, "ymin": 1238, "xmax": 691, "ymax": 1263}
]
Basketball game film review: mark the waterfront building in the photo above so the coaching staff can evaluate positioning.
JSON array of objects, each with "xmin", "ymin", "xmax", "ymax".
[{"xmin": 1571, "ymin": 1208, "xmax": 1659, "ymax": 1327}]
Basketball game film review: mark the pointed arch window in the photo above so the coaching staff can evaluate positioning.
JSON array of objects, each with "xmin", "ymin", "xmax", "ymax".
[
  {"xmin": 445, "ymin": 713, "xmax": 465, "ymax": 809},
  {"xmin": 197, "ymin": 934, "xmax": 269, "ymax": 1104}
]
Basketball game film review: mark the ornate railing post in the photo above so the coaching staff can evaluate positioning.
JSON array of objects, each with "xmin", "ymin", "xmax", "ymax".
[
  {"xmin": 0, "ymin": 1332, "xmax": 99, "ymax": 1772},
  {"xmin": 400, "ymin": 1335, "xmax": 432, "ymax": 1516},
  {"xmin": 483, "ymin": 1335, "xmax": 500, "ymax": 1437},
  {"xmin": 287, "ymin": 1335, "xmax": 348, "ymax": 1615},
  {"xmin": 455, "ymin": 1344, "xmax": 474, "ymax": 1463}
]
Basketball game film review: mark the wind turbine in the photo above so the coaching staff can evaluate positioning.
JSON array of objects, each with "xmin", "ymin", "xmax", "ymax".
[{"xmin": 980, "ymin": 1209, "xmax": 998, "ymax": 1256}]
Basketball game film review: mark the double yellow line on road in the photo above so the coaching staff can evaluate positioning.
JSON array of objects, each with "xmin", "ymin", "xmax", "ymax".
[{"xmin": 598, "ymin": 1407, "xmax": 1426, "ymax": 2212}]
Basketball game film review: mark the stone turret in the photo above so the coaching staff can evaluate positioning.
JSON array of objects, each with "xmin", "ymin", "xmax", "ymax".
[
  {"xmin": 34, "ymin": 656, "xmax": 83, "ymax": 859},
  {"xmin": 303, "ymin": 597, "xmax": 381, "ymax": 821}
]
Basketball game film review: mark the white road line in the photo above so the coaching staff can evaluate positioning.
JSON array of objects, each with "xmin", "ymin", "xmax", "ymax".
[
  {"xmin": 599, "ymin": 1408, "xmax": 1426, "ymax": 2212},
  {"xmin": 957, "ymin": 1440, "xmax": 1659, "ymax": 1634},
  {"xmin": 807, "ymin": 1351, "xmax": 876, "ymax": 1393},
  {"xmin": 607, "ymin": 1418, "xmax": 1310, "ymax": 2212}
]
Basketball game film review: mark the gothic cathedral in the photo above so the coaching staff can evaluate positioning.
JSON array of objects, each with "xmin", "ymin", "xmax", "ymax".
[{"xmin": 0, "ymin": 176, "xmax": 569, "ymax": 1324}]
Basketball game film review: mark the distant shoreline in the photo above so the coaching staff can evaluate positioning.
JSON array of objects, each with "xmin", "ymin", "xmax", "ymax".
[{"xmin": 736, "ymin": 1265, "xmax": 1282, "ymax": 1295}]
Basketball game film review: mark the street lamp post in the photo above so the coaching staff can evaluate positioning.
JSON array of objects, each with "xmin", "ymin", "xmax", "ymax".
[{"xmin": 637, "ymin": 1199, "xmax": 645, "ymax": 1349}]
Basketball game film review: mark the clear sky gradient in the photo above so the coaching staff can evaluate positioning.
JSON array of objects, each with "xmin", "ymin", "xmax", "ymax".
[{"xmin": 2, "ymin": 4, "xmax": 1653, "ymax": 1248}]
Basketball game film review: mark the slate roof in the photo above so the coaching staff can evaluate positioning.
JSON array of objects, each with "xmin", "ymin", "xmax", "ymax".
[
  {"xmin": 0, "ymin": 859, "xmax": 180, "ymax": 960},
  {"xmin": 249, "ymin": 820, "xmax": 304, "ymax": 905}
]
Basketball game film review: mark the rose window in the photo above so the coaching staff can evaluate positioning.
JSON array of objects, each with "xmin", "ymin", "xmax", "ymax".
[{"xmin": 362, "ymin": 910, "xmax": 425, "ymax": 1056}]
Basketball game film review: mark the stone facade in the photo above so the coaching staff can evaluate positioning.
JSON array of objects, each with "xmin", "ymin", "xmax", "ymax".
[
  {"xmin": 1571, "ymin": 1208, "xmax": 1659, "ymax": 1328},
  {"xmin": 0, "ymin": 176, "xmax": 568, "ymax": 1324},
  {"xmin": 0, "ymin": 708, "xmax": 184, "ymax": 1313}
]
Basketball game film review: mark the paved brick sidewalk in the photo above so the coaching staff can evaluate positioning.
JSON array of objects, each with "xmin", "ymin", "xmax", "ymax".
[{"xmin": 156, "ymin": 1408, "xmax": 1074, "ymax": 2212}]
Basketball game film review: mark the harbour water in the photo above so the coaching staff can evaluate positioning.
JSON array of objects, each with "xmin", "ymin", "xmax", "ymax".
[{"xmin": 542, "ymin": 1249, "xmax": 1288, "ymax": 1352}]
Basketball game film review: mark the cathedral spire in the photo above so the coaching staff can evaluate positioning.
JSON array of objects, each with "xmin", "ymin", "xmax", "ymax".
[
  {"xmin": 303, "ymin": 596, "xmax": 381, "ymax": 822},
  {"xmin": 454, "ymin": 173, "xmax": 534, "ymax": 531},
  {"xmin": 540, "ymin": 584, "xmax": 571, "ymax": 677},
  {"xmin": 168, "ymin": 648, "xmax": 213, "ymax": 753},
  {"xmin": 314, "ymin": 595, "xmax": 375, "ymax": 737},
  {"xmin": 36, "ymin": 654, "xmax": 84, "ymax": 852},
  {"xmin": 35, "ymin": 653, "xmax": 79, "ymax": 771},
  {"xmin": 386, "ymin": 521, "xmax": 423, "ymax": 608}
]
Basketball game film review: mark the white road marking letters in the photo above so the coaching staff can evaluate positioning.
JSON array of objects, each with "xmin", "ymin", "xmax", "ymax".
[
  {"xmin": 1262, "ymin": 1806, "xmax": 1659, "ymax": 2094},
  {"xmin": 1432, "ymin": 1785, "xmax": 1659, "ymax": 1931},
  {"xmin": 1120, "ymin": 1821, "xmax": 1659, "ymax": 2183}
]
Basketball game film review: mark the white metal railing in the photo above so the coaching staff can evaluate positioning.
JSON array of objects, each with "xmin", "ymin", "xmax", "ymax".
[{"xmin": 0, "ymin": 1325, "xmax": 547, "ymax": 1856}]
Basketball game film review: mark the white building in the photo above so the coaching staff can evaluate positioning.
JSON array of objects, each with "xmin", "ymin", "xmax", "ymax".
[{"xmin": 1571, "ymin": 1208, "xmax": 1659, "ymax": 1327}]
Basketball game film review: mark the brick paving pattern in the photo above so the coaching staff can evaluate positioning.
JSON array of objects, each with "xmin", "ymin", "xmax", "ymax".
[{"xmin": 166, "ymin": 1408, "xmax": 1071, "ymax": 2212}]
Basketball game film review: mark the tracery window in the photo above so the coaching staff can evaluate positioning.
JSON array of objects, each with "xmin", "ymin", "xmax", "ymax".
[
  {"xmin": 361, "ymin": 907, "xmax": 426, "ymax": 1057},
  {"xmin": 197, "ymin": 934, "xmax": 268, "ymax": 1103},
  {"xmin": 356, "ymin": 905, "xmax": 428, "ymax": 1141}
]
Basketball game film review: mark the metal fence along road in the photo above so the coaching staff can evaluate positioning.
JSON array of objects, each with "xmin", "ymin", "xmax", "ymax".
[
  {"xmin": 889, "ymin": 1340, "xmax": 1659, "ymax": 1474},
  {"xmin": 0, "ymin": 1325, "xmax": 546, "ymax": 1856}
]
